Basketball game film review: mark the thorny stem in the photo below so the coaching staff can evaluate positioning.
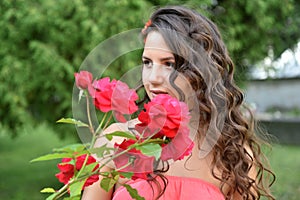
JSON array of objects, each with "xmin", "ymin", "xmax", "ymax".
[
  {"xmin": 52, "ymin": 182, "xmax": 70, "ymax": 200},
  {"xmin": 114, "ymin": 159, "xmax": 134, "ymax": 172},
  {"xmin": 75, "ymin": 154, "xmax": 90, "ymax": 179},
  {"xmin": 91, "ymin": 111, "xmax": 113, "ymax": 150},
  {"xmin": 103, "ymin": 112, "xmax": 113, "ymax": 130},
  {"xmin": 95, "ymin": 112, "xmax": 108, "ymax": 134},
  {"xmin": 85, "ymin": 91, "xmax": 95, "ymax": 135}
]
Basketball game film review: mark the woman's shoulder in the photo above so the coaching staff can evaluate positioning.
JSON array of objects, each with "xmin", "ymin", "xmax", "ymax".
[
  {"xmin": 94, "ymin": 118, "xmax": 140, "ymax": 144},
  {"xmin": 104, "ymin": 118, "xmax": 140, "ymax": 134},
  {"xmin": 113, "ymin": 175, "xmax": 225, "ymax": 200}
]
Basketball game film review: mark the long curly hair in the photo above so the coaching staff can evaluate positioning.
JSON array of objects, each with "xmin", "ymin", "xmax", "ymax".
[{"xmin": 142, "ymin": 5, "xmax": 275, "ymax": 200}]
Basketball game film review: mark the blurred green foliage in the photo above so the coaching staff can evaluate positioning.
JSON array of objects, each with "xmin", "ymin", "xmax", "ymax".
[{"xmin": 1, "ymin": 0, "xmax": 299, "ymax": 137}]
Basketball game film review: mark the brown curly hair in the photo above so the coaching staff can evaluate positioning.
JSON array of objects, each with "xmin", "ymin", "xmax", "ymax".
[{"xmin": 142, "ymin": 5, "xmax": 275, "ymax": 200}]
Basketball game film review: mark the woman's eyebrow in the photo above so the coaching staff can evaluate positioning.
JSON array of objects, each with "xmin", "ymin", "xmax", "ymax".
[
  {"xmin": 142, "ymin": 56, "xmax": 151, "ymax": 60},
  {"xmin": 142, "ymin": 56, "xmax": 175, "ymax": 61},
  {"xmin": 160, "ymin": 57, "xmax": 175, "ymax": 61}
]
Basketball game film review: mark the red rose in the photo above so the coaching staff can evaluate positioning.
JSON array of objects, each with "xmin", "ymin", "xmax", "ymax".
[
  {"xmin": 74, "ymin": 71, "xmax": 93, "ymax": 90},
  {"xmin": 90, "ymin": 78, "xmax": 138, "ymax": 116},
  {"xmin": 160, "ymin": 126, "xmax": 194, "ymax": 161},
  {"xmin": 55, "ymin": 158, "xmax": 74, "ymax": 184},
  {"xmin": 135, "ymin": 104, "xmax": 166, "ymax": 138},
  {"xmin": 113, "ymin": 139, "xmax": 154, "ymax": 180},
  {"xmin": 111, "ymin": 81, "xmax": 139, "ymax": 115},
  {"xmin": 91, "ymin": 77, "xmax": 116, "ymax": 112},
  {"xmin": 135, "ymin": 94, "xmax": 190, "ymax": 139},
  {"xmin": 75, "ymin": 154, "xmax": 98, "ymax": 170},
  {"xmin": 55, "ymin": 154, "xmax": 99, "ymax": 189},
  {"xmin": 75, "ymin": 154, "xmax": 99, "ymax": 188}
]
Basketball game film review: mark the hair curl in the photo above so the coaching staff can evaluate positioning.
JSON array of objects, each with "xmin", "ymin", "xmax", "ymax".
[{"xmin": 142, "ymin": 5, "xmax": 275, "ymax": 200}]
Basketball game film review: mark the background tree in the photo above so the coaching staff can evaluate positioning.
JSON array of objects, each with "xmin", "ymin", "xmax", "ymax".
[
  {"xmin": 1, "ymin": 0, "xmax": 299, "ymax": 137},
  {"xmin": 206, "ymin": 0, "xmax": 300, "ymax": 81}
]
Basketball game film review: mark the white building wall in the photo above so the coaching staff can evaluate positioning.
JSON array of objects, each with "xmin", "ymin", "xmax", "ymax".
[{"xmin": 244, "ymin": 78, "xmax": 300, "ymax": 112}]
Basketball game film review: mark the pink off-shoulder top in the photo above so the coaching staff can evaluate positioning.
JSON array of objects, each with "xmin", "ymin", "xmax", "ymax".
[{"xmin": 112, "ymin": 175, "xmax": 225, "ymax": 200}]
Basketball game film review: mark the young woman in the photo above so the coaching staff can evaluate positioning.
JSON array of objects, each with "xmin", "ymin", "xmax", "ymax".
[{"xmin": 82, "ymin": 5, "xmax": 275, "ymax": 200}]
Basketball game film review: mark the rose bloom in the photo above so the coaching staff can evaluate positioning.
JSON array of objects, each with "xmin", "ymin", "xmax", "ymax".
[
  {"xmin": 55, "ymin": 154, "xmax": 99, "ymax": 189},
  {"xmin": 113, "ymin": 139, "xmax": 154, "ymax": 180},
  {"xmin": 75, "ymin": 155, "xmax": 99, "ymax": 187},
  {"xmin": 55, "ymin": 158, "xmax": 74, "ymax": 185},
  {"xmin": 74, "ymin": 71, "xmax": 93, "ymax": 90},
  {"xmin": 89, "ymin": 77, "xmax": 139, "ymax": 119},
  {"xmin": 160, "ymin": 126, "xmax": 194, "ymax": 161},
  {"xmin": 135, "ymin": 94, "xmax": 190, "ymax": 139}
]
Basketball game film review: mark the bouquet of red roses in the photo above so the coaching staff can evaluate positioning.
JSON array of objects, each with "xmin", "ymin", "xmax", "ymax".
[{"xmin": 31, "ymin": 70, "xmax": 193, "ymax": 200}]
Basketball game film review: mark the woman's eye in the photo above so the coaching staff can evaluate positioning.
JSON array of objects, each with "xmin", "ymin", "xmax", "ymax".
[
  {"xmin": 142, "ymin": 60, "xmax": 152, "ymax": 68},
  {"xmin": 164, "ymin": 62, "xmax": 175, "ymax": 68}
]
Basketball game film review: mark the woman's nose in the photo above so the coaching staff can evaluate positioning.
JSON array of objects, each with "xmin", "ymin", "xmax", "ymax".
[{"xmin": 148, "ymin": 64, "xmax": 164, "ymax": 84}]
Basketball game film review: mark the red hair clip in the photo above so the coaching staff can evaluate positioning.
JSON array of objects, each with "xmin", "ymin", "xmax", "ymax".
[{"xmin": 141, "ymin": 19, "xmax": 152, "ymax": 34}]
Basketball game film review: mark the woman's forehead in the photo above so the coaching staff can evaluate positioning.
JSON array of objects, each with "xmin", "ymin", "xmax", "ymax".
[{"xmin": 144, "ymin": 32, "xmax": 171, "ymax": 52}]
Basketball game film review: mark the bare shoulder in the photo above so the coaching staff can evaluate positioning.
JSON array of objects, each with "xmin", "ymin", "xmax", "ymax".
[
  {"xmin": 103, "ymin": 118, "xmax": 140, "ymax": 134},
  {"xmin": 93, "ymin": 118, "xmax": 140, "ymax": 149}
]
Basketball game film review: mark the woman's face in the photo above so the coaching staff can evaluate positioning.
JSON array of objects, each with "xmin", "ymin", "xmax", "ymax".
[{"xmin": 142, "ymin": 31, "xmax": 194, "ymax": 106}]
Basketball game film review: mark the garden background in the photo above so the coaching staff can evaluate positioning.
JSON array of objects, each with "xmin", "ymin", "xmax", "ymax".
[{"xmin": 1, "ymin": 0, "xmax": 299, "ymax": 199}]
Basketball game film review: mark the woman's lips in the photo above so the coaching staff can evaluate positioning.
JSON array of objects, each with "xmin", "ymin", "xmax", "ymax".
[{"xmin": 150, "ymin": 90, "xmax": 168, "ymax": 97}]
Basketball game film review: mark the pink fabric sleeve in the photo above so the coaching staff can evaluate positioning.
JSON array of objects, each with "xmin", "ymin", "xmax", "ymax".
[{"xmin": 113, "ymin": 175, "xmax": 225, "ymax": 200}]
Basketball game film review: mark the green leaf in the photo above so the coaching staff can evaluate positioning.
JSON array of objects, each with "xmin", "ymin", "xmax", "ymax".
[
  {"xmin": 113, "ymin": 174, "xmax": 120, "ymax": 181},
  {"xmin": 45, "ymin": 192, "xmax": 57, "ymax": 200},
  {"xmin": 123, "ymin": 184, "xmax": 145, "ymax": 200},
  {"xmin": 100, "ymin": 171, "xmax": 110, "ymax": 177},
  {"xmin": 69, "ymin": 180, "xmax": 86, "ymax": 197},
  {"xmin": 135, "ymin": 143, "xmax": 161, "ymax": 160},
  {"xmin": 100, "ymin": 177, "xmax": 116, "ymax": 192},
  {"xmin": 77, "ymin": 162, "xmax": 98, "ymax": 178},
  {"xmin": 53, "ymin": 143, "xmax": 87, "ymax": 153},
  {"xmin": 111, "ymin": 171, "xmax": 121, "ymax": 181},
  {"xmin": 30, "ymin": 153, "xmax": 73, "ymax": 162},
  {"xmin": 105, "ymin": 131, "xmax": 136, "ymax": 141},
  {"xmin": 40, "ymin": 188, "xmax": 56, "ymax": 193},
  {"xmin": 119, "ymin": 172, "xmax": 133, "ymax": 179},
  {"xmin": 63, "ymin": 196, "xmax": 81, "ymax": 200},
  {"xmin": 56, "ymin": 118, "xmax": 89, "ymax": 127},
  {"xmin": 89, "ymin": 144, "xmax": 114, "ymax": 157}
]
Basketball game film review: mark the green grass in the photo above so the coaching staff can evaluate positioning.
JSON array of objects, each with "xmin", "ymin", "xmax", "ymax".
[
  {"xmin": 268, "ymin": 144, "xmax": 300, "ymax": 199},
  {"xmin": 0, "ymin": 123, "xmax": 76, "ymax": 200},
  {"xmin": 0, "ymin": 124, "xmax": 299, "ymax": 199}
]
